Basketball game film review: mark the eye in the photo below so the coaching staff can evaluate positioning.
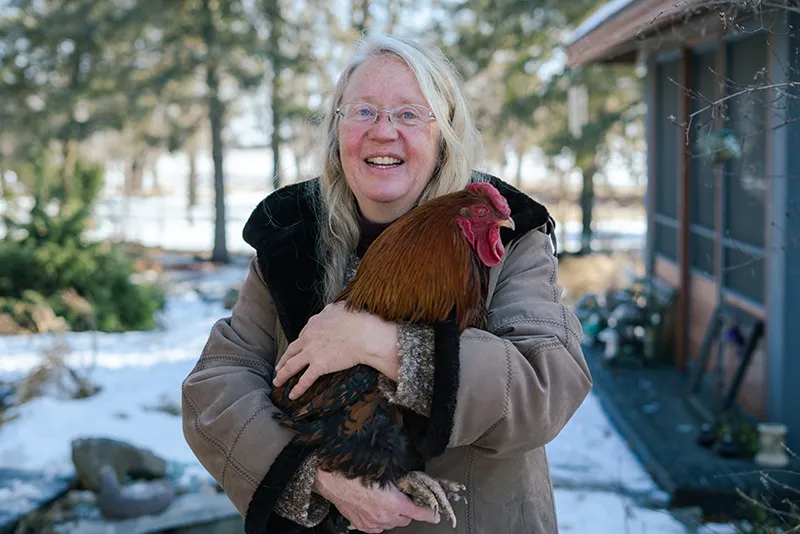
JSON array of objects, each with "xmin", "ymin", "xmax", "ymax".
[
  {"xmin": 476, "ymin": 206, "xmax": 488, "ymax": 217},
  {"xmin": 351, "ymin": 103, "xmax": 377, "ymax": 119}
]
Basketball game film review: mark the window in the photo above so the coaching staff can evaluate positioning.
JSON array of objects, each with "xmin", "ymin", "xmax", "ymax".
[
  {"xmin": 689, "ymin": 49, "xmax": 718, "ymax": 275},
  {"xmin": 651, "ymin": 36, "xmax": 768, "ymax": 304},
  {"xmin": 654, "ymin": 58, "xmax": 680, "ymax": 261},
  {"xmin": 722, "ymin": 36, "xmax": 768, "ymax": 302}
]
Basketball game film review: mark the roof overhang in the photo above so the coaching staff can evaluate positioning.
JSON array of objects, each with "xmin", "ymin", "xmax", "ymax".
[{"xmin": 566, "ymin": 0, "xmax": 716, "ymax": 68}]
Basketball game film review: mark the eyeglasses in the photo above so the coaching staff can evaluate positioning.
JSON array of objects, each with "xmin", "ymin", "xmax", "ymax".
[{"xmin": 336, "ymin": 101, "xmax": 436, "ymax": 129}]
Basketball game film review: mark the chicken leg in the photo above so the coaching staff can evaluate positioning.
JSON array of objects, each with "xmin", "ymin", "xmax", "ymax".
[{"xmin": 396, "ymin": 471, "xmax": 466, "ymax": 528}]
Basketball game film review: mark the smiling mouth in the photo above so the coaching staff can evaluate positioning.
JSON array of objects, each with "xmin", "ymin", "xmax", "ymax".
[{"xmin": 365, "ymin": 156, "xmax": 404, "ymax": 169}]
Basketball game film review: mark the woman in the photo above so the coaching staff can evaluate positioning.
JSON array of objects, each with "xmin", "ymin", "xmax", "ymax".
[{"xmin": 182, "ymin": 35, "xmax": 591, "ymax": 534}]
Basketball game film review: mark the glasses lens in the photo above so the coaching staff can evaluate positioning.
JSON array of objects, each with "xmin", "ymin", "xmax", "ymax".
[
  {"xmin": 342, "ymin": 103, "xmax": 377, "ymax": 122},
  {"xmin": 391, "ymin": 105, "xmax": 426, "ymax": 127}
]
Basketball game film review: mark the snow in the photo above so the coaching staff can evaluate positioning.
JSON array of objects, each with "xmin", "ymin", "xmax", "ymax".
[
  {"xmin": 566, "ymin": 0, "xmax": 637, "ymax": 46},
  {"xmin": 0, "ymin": 256, "xmax": 733, "ymax": 532}
]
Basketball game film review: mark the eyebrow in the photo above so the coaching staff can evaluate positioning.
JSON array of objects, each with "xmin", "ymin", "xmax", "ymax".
[{"xmin": 346, "ymin": 95, "xmax": 427, "ymax": 107}]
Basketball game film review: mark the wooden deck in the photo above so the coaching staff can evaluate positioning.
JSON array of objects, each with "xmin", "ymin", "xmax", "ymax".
[{"xmin": 584, "ymin": 346, "xmax": 800, "ymax": 519}]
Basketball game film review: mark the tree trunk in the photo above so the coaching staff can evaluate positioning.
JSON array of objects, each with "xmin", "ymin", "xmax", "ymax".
[
  {"xmin": 579, "ymin": 164, "xmax": 596, "ymax": 255},
  {"xmin": 125, "ymin": 151, "xmax": 145, "ymax": 196},
  {"xmin": 271, "ymin": 98, "xmax": 281, "ymax": 191},
  {"xmin": 352, "ymin": 0, "xmax": 370, "ymax": 33},
  {"xmin": 203, "ymin": 0, "xmax": 228, "ymax": 264},
  {"xmin": 266, "ymin": 0, "xmax": 283, "ymax": 192},
  {"xmin": 0, "ymin": 160, "xmax": 5, "ymax": 199},
  {"xmin": 387, "ymin": 0, "xmax": 401, "ymax": 33},
  {"xmin": 361, "ymin": 0, "xmax": 370, "ymax": 31},
  {"xmin": 61, "ymin": 138, "xmax": 78, "ymax": 201},
  {"xmin": 187, "ymin": 148, "xmax": 198, "ymax": 224},
  {"xmin": 558, "ymin": 166, "xmax": 568, "ymax": 251},
  {"xmin": 149, "ymin": 151, "xmax": 161, "ymax": 194},
  {"xmin": 514, "ymin": 151, "xmax": 523, "ymax": 188}
]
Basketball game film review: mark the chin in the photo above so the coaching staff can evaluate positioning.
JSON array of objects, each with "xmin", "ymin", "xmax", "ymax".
[{"xmin": 359, "ymin": 179, "xmax": 414, "ymax": 203}]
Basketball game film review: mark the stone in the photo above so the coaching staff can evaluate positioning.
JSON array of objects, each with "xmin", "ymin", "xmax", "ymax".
[
  {"xmin": 0, "ymin": 468, "xmax": 74, "ymax": 534},
  {"xmin": 97, "ymin": 465, "xmax": 174, "ymax": 520},
  {"xmin": 71, "ymin": 438, "xmax": 167, "ymax": 493},
  {"xmin": 57, "ymin": 493, "xmax": 242, "ymax": 534}
]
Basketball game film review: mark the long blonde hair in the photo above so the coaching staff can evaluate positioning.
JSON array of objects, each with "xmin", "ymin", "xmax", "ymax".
[{"xmin": 316, "ymin": 35, "xmax": 483, "ymax": 303}]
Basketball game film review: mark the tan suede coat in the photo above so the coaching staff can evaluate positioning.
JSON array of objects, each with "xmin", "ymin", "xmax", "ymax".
[{"xmin": 181, "ymin": 175, "xmax": 592, "ymax": 534}]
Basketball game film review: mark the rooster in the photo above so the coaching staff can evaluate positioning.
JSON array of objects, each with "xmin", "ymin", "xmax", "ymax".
[{"xmin": 271, "ymin": 181, "xmax": 514, "ymax": 532}]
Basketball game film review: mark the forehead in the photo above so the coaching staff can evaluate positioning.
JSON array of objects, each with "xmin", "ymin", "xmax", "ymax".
[{"xmin": 343, "ymin": 55, "xmax": 428, "ymax": 106}]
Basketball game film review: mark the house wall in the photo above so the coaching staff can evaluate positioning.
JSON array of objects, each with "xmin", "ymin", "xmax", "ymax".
[
  {"xmin": 648, "ymin": 27, "xmax": 776, "ymax": 422},
  {"xmin": 766, "ymin": 8, "xmax": 800, "ymax": 452},
  {"xmin": 656, "ymin": 264, "xmax": 769, "ymax": 418}
]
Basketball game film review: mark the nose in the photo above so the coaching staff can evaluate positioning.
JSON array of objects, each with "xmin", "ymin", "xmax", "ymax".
[{"xmin": 368, "ymin": 112, "xmax": 399, "ymax": 140}]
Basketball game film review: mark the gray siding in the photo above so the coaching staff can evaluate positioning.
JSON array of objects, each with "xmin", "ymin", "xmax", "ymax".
[{"xmin": 767, "ymin": 9, "xmax": 800, "ymax": 452}]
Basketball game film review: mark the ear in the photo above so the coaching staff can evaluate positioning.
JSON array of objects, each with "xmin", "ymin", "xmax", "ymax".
[
  {"xmin": 459, "ymin": 206, "xmax": 471, "ymax": 218},
  {"xmin": 457, "ymin": 218, "xmax": 475, "ymax": 245}
]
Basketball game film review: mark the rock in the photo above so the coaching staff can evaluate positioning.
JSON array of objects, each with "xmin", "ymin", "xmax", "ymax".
[
  {"xmin": 55, "ymin": 492, "xmax": 242, "ymax": 534},
  {"xmin": 0, "ymin": 468, "xmax": 74, "ymax": 534},
  {"xmin": 71, "ymin": 438, "xmax": 167, "ymax": 493},
  {"xmin": 97, "ymin": 465, "xmax": 174, "ymax": 520}
]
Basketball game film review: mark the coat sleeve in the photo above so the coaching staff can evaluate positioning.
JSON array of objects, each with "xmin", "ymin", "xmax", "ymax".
[
  {"xmin": 181, "ymin": 258, "xmax": 324, "ymax": 532},
  {"xmin": 404, "ymin": 225, "xmax": 592, "ymax": 460}
]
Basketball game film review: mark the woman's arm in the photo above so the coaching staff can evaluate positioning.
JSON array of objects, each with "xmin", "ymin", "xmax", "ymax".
[
  {"xmin": 181, "ymin": 258, "xmax": 327, "ymax": 529},
  {"xmin": 271, "ymin": 225, "xmax": 591, "ymax": 460},
  {"xmin": 386, "ymin": 226, "xmax": 592, "ymax": 458}
]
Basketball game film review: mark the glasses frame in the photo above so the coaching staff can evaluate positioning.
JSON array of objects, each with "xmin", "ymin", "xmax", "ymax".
[{"xmin": 336, "ymin": 101, "xmax": 436, "ymax": 128}]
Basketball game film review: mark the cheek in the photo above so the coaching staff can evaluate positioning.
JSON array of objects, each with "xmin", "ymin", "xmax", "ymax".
[
  {"xmin": 408, "ymin": 129, "xmax": 440, "ymax": 170},
  {"xmin": 338, "ymin": 128, "xmax": 362, "ymax": 166}
]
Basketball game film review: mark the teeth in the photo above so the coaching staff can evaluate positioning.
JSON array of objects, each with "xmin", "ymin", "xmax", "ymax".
[{"xmin": 366, "ymin": 156, "xmax": 402, "ymax": 165}]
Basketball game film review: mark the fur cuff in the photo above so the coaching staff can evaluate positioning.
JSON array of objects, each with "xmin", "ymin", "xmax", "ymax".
[
  {"xmin": 244, "ymin": 443, "xmax": 316, "ymax": 534},
  {"xmin": 403, "ymin": 319, "xmax": 461, "ymax": 460},
  {"xmin": 274, "ymin": 451, "xmax": 330, "ymax": 528},
  {"xmin": 378, "ymin": 322, "xmax": 434, "ymax": 416}
]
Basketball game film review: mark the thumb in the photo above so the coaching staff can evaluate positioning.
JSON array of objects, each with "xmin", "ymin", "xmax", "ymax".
[{"xmin": 399, "ymin": 497, "xmax": 440, "ymax": 524}]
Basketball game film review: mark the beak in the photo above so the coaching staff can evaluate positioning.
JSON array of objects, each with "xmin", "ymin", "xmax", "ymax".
[{"xmin": 499, "ymin": 217, "xmax": 515, "ymax": 231}]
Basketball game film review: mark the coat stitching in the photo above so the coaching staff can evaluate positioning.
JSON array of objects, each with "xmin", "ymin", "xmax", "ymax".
[
  {"xmin": 524, "ymin": 340, "xmax": 564, "ymax": 359},
  {"xmin": 182, "ymin": 390, "xmax": 260, "ymax": 488},
  {"xmin": 221, "ymin": 404, "xmax": 271, "ymax": 489},
  {"xmin": 544, "ymin": 236, "xmax": 557, "ymax": 303},
  {"xmin": 195, "ymin": 353, "xmax": 272, "ymax": 374},
  {"xmin": 490, "ymin": 317, "xmax": 581, "ymax": 344},
  {"xmin": 476, "ymin": 343, "xmax": 513, "ymax": 441},
  {"xmin": 465, "ymin": 449, "xmax": 476, "ymax": 534}
]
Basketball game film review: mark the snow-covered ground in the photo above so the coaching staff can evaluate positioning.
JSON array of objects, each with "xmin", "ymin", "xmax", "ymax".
[{"xmin": 0, "ymin": 258, "xmax": 736, "ymax": 533}]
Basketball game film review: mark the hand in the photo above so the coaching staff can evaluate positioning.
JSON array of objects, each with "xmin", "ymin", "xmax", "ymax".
[
  {"xmin": 313, "ymin": 469, "xmax": 440, "ymax": 533},
  {"xmin": 272, "ymin": 302, "xmax": 400, "ymax": 399}
]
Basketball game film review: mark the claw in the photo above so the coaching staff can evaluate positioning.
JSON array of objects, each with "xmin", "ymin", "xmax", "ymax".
[{"xmin": 396, "ymin": 471, "xmax": 466, "ymax": 528}]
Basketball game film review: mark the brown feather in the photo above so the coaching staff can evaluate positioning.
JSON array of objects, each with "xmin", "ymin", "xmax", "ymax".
[{"xmin": 336, "ymin": 189, "xmax": 491, "ymax": 332}]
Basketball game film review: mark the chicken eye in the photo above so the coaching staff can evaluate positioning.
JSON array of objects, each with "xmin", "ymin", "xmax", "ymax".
[{"xmin": 476, "ymin": 207, "xmax": 488, "ymax": 217}]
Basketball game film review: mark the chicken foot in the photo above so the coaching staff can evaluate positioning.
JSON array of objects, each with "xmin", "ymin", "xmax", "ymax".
[{"xmin": 396, "ymin": 471, "xmax": 466, "ymax": 528}]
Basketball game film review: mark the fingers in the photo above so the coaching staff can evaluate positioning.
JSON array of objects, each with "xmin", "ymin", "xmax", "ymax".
[
  {"xmin": 288, "ymin": 364, "xmax": 324, "ymax": 399},
  {"xmin": 390, "ymin": 485, "xmax": 440, "ymax": 525},
  {"xmin": 401, "ymin": 501, "xmax": 440, "ymax": 524},
  {"xmin": 272, "ymin": 351, "xmax": 310, "ymax": 388},
  {"xmin": 275, "ymin": 338, "xmax": 303, "ymax": 373}
]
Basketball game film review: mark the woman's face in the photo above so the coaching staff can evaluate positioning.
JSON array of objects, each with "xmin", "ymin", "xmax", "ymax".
[{"xmin": 338, "ymin": 55, "xmax": 441, "ymax": 223}]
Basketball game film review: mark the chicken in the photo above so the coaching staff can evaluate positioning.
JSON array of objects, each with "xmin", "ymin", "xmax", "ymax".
[{"xmin": 270, "ymin": 181, "xmax": 514, "ymax": 532}]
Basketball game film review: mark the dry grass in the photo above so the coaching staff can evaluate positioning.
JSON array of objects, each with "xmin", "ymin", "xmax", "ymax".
[{"xmin": 557, "ymin": 252, "xmax": 644, "ymax": 307}]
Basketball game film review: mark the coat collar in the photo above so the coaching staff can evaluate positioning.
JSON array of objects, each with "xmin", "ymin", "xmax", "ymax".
[{"xmin": 242, "ymin": 172, "xmax": 551, "ymax": 342}]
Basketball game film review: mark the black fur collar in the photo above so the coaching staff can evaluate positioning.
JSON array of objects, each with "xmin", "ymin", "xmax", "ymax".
[{"xmin": 241, "ymin": 172, "xmax": 551, "ymax": 343}]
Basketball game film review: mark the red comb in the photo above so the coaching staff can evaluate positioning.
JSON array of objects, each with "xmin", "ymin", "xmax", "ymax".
[{"xmin": 467, "ymin": 182, "xmax": 511, "ymax": 217}]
